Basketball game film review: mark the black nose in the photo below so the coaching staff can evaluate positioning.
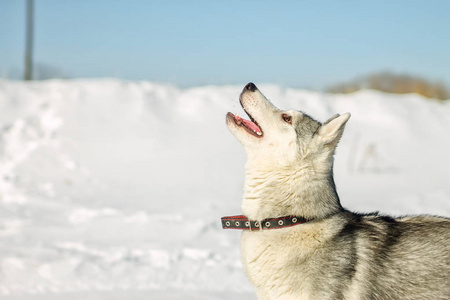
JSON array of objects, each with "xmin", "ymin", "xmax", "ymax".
[{"xmin": 244, "ymin": 82, "xmax": 257, "ymax": 92}]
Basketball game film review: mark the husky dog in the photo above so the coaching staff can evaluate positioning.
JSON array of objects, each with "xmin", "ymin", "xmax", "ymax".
[{"xmin": 225, "ymin": 82, "xmax": 450, "ymax": 300}]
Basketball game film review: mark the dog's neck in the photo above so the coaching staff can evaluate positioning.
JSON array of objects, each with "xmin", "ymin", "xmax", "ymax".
[{"xmin": 242, "ymin": 158, "xmax": 342, "ymax": 221}]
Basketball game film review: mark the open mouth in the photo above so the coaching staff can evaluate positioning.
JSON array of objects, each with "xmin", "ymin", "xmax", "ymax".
[{"xmin": 227, "ymin": 111, "xmax": 263, "ymax": 138}]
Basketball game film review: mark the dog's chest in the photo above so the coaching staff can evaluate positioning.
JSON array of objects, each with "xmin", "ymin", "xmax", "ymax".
[{"xmin": 240, "ymin": 229, "xmax": 321, "ymax": 299}]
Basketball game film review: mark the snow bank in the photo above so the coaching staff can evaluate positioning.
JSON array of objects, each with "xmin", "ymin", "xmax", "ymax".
[{"xmin": 0, "ymin": 79, "xmax": 449, "ymax": 299}]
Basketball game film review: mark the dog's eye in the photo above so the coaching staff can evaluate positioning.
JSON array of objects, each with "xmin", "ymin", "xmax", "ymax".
[{"xmin": 282, "ymin": 114, "xmax": 292, "ymax": 124}]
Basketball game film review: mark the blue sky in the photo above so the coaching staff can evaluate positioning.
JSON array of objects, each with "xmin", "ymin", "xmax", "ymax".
[{"xmin": 1, "ymin": 0, "xmax": 449, "ymax": 89}]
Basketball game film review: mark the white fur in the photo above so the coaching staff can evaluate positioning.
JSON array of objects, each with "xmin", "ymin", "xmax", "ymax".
[{"xmin": 241, "ymin": 219, "xmax": 345, "ymax": 299}]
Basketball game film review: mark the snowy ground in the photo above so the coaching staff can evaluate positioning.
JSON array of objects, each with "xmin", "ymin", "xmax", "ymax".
[{"xmin": 0, "ymin": 79, "xmax": 449, "ymax": 299}]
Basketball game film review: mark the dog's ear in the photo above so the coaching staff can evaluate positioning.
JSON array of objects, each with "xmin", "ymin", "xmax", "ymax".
[{"xmin": 316, "ymin": 113, "xmax": 351, "ymax": 145}]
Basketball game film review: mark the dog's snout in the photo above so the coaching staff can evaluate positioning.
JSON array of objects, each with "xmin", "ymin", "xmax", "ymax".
[{"xmin": 244, "ymin": 82, "xmax": 257, "ymax": 92}]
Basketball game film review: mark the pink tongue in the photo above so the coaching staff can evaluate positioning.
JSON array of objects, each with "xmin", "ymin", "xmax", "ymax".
[{"xmin": 235, "ymin": 115, "xmax": 261, "ymax": 134}]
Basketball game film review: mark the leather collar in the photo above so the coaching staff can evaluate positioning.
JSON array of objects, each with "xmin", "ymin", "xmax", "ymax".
[{"xmin": 221, "ymin": 214, "xmax": 311, "ymax": 230}]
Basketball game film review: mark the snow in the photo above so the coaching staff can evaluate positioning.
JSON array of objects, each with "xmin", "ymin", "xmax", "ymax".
[{"xmin": 0, "ymin": 79, "xmax": 449, "ymax": 299}]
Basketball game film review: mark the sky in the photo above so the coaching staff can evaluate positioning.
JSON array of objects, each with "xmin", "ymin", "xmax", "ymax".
[{"xmin": 1, "ymin": 0, "xmax": 449, "ymax": 89}]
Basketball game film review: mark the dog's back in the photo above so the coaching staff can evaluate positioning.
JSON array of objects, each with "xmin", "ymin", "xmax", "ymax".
[{"xmin": 340, "ymin": 213, "xmax": 450, "ymax": 299}]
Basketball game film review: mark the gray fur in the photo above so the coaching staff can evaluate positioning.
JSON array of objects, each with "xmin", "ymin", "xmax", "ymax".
[{"xmin": 226, "ymin": 83, "xmax": 450, "ymax": 300}]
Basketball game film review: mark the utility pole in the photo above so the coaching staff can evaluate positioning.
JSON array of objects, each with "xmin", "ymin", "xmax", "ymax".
[{"xmin": 24, "ymin": 0, "xmax": 34, "ymax": 80}]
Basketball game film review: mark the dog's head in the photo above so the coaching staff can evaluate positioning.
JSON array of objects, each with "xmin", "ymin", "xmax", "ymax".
[{"xmin": 226, "ymin": 83, "xmax": 350, "ymax": 168}]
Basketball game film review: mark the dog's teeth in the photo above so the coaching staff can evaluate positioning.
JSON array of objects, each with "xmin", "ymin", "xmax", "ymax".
[{"xmin": 257, "ymin": 132, "xmax": 262, "ymax": 136}]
